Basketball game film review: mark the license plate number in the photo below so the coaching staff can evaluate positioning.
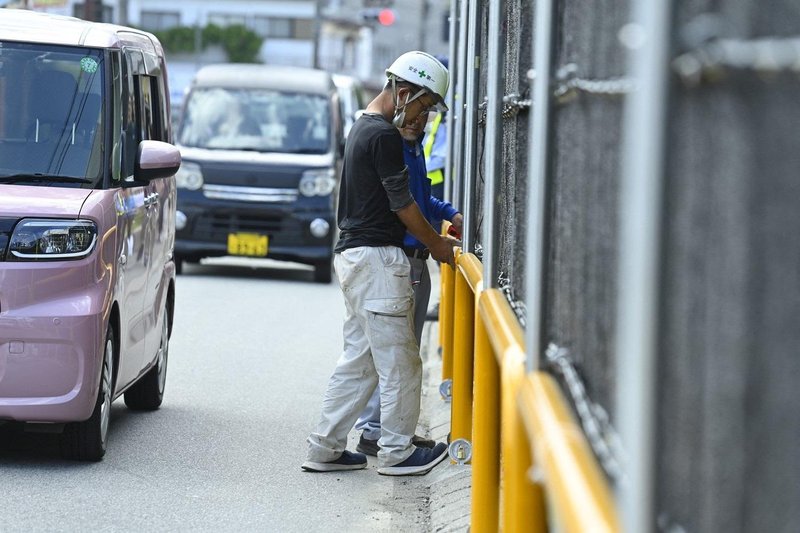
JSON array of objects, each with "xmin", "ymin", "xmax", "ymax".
[{"xmin": 227, "ymin": 232, "xmax": 269, "ymax": 257}]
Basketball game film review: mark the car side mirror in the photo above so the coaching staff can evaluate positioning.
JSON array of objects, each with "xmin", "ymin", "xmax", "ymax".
[{"xmin": 135, "ymin": 140, "xmax": 181, "ymax": 181}]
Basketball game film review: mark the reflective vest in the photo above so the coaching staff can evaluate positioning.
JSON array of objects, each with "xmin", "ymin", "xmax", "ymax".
[{"xmin": 423, "ymin": 112, "xmax": 444, "ymax": 186}]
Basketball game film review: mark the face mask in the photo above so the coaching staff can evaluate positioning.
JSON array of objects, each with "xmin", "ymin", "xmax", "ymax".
[{"xmin": 392, "ymin": 91, "xmax": 412, "ymax": 128}]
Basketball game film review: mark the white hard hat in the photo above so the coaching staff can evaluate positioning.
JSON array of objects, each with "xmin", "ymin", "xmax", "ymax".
[{"xmin": 386, "ymin": 51, "xmax": 449, "ymax": 111}]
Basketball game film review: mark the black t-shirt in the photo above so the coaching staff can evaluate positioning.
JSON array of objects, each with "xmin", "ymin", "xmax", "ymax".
[{"xmin": 334, "ymin": 114, "xmax": 413, "ymax": 252}]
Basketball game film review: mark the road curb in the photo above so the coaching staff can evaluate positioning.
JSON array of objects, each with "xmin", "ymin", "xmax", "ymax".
[{"xmin": 419, "ymin": 317, "xmax": 472, "ymax": 533}]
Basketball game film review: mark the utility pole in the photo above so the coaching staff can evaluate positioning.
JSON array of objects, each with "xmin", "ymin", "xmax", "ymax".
[
  {"xmin": 418, "ymin": 0, "xmax": 430, "ymax": 51},
  {"xmin": 83, "ymin": 0, "xmax": 103, "ymax": 22},
  {"xmin": 118, "ymin": 0, "xmax": 128, "ymax": 25},
  {"xmin": 313, "ymin": 0, "xmax": 324, "ymax": 69}
]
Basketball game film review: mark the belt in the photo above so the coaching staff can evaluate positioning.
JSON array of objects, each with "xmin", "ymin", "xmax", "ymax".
[{"xmin": 403, "ymin": 246, "xmax": 430, "ymax": 260}]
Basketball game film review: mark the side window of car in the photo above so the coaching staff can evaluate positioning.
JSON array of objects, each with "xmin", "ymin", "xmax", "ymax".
[
  {"xmin": 110, "ymin": 51, "xmax": 123, "ymax": 182},
  {"xmin": 120, "ymin": 53, "xmax": 139, "ymax": 180},
  {"xmin": 120, "ymin": 66, "xmax": 163, "ymax": 180},
  {"xmin": 137, "ymin": 75, "xmax": 167, "ymax": 143},
  {"xmin": 136, "ymin": 76, "xmax": 154, "ymax": 141}
]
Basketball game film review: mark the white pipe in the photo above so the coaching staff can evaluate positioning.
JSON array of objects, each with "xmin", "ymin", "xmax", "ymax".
[
  {"xmin": 524, "ymin": 0, "xmax": 555, "ymax": 372},
  {"xmin": 615, "ymin": 1, "xmax": 672, "ymax": 531},
  {"xmin": 460, "ymin": 0, "xmax": 482, "ymax": 254},
  {"xmin": 444, "ymin": 0, "xmax": 459, "ymax": 204},
  {"xmin": 482, "ymin": 0, "xmax": 505, "ymax": 286},
  {"xmin": 452, "ymin": 0, "xmax": 469, "ymax": 213}
]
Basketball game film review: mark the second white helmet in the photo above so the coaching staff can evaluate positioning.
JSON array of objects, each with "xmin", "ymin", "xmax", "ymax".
[{"xmin": 386, "ymin": 51, "xmax": 449, "ymax": 111}]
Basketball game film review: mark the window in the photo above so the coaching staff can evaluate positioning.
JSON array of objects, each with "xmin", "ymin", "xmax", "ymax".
[
  {"xmin": 110, "ymin": 51, "xmax": 123, "ymax": 181},
  {"xmin": 136, "ymin": 75, "xmax": 166, "ymax": 142},
  {"xmin": 140, "ymin": 11, "xmax": 180, "ymax": 31},
  {"xmin": 208, "ymin": 13, "xmax": 247, "ymax": 27},
  {"xmin": 234, "ymin": 16, "xmax": 315, "ymax": 39}
]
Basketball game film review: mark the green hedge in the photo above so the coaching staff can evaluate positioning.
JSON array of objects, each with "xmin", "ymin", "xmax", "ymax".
[{"xmin": 154, "ymin": 24, "xmax": 263, "ymax": 63}]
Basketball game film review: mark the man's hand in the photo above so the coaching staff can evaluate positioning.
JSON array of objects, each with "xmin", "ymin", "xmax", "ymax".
[
  {"xmin": 396, "ymin": 201, "xmax": 456, "ymax": 268},
  {"xmin": 451, "ymin": 213, "xmax": 464, "ymax": 237},
  {"xmin": 429, "ymin": 234, "xmax": 456, "ymax": 268}
]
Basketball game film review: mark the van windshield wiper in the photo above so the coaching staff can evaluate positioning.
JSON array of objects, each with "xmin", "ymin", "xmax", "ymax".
[
  {"xmin": 0, "ymin": 173, "xmax": 93, "ymax": 184},
  {"xmin": 219, "ymin": 146, "xmax": 281, "ymax": 153}
]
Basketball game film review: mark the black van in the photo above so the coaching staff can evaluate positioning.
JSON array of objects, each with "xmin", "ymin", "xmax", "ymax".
[{"xmin": 173, "ymin": 64, "xmax": 343, "ymax": 282}]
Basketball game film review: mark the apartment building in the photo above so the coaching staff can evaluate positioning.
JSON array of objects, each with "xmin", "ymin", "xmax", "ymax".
[{"xmin": 21, "ymin": 0, "xmax": 451, "ymax": 90}]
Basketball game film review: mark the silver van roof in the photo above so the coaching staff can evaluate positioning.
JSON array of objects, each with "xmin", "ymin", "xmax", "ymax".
[
  {"xmin": 192, "ymin": 64, "xmax": 334, "ymax": 95},
  {"xmin": 0, "ymin": 9, "xmax": 162, "ymax": 54}
]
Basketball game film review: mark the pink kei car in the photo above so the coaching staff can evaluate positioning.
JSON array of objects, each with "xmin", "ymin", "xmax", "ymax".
[{"xmin": 0, "ymin": 11, "xmax": 180, "ymax": 461}]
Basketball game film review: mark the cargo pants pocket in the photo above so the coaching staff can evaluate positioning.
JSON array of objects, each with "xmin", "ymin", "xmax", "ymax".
[{"xmin": 364, "ymin": 296, "xmax": 415, "ymax": 351}]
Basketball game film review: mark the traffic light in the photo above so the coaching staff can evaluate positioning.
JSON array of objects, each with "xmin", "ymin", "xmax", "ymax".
[{"xmin": 360, "ymin": 8, "xmax": 396, "ymax": 26}]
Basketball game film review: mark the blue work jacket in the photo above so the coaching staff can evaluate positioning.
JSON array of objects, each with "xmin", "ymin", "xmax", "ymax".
[{"xmin": 402, "ymin": 137, "xmax": 459, "ymax": 250}]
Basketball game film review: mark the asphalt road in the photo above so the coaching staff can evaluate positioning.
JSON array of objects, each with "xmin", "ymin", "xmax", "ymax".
[{"xmin": 0, "ymin": 258, "xmax": 431, "ymax": 532}]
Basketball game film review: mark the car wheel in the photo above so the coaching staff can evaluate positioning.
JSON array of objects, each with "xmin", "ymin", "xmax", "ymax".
[
  {"xmin": 124, "ymin": 308, "xmax": 169, "ymax": 410},
  {"xmin": 313, "ymin": 259, "xmax": 333, "ymax": 284},
  {"xmin": 60, "ymin": 325, "xmax": 114, "ymax": 461}
]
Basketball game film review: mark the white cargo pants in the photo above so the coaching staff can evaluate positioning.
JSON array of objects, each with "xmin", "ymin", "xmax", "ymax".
[
  {"xmin": 306, "ymin": 246, "xmax": 422, "ymax": 467},
  {"xmin": 355, "ymin": 256, "xmax": 431, "ymax": 440}
]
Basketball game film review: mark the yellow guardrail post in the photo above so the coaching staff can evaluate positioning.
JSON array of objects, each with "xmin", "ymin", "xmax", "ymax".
[
  {"xmin": 450, "ymin": 253, "xmax": 483, "ymax": 455},
  {"xmin": 518, "ymin": 373, "xmax": 621, "ymax": 533},
  {"xmin": 440, "ymin": 249, "xmax": 457, "ymax": 389},
  {"xmin": 477, "ymin": 289, "xmax": 546, "ymax": 533},
  {"xmin": 471, "ymin": 293, "xmax": 500, "ymax": 532}
]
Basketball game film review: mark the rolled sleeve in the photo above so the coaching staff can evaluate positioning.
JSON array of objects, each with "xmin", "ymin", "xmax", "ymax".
[{"xmin": 381, "ymin": 166, "xmax": 415, "ymax": 211}]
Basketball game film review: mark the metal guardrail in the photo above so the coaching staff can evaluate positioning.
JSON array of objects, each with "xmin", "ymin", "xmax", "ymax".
[{"xmin": 437, "ymin": 250, "xmax": 620, "ymax": 533}]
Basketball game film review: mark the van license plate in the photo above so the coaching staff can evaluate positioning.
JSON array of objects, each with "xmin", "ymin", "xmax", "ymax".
[{"xmin": 227, "ymin": 233, "xmax": 269, "ymax": 257}]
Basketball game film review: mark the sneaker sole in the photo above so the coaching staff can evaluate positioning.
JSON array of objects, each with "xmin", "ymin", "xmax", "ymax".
[
  {"xmin": 376, "ymin": 447, "xmax": 449, "ymax": 476},
  {"xmin": 301, "ymin": 461, "xmax": 367, "ymax": 472}
]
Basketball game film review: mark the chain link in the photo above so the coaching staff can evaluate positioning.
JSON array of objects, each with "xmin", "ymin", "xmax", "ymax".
[
  {"xmin": 554, "ymin": 63, "xmax": 635, "ymax": 104},
  {"xmin": 497, "ymin": 272, "xmax": 527, "ymax": 327},
  {"xmin": 544, "ymin": 343, "xmax": 626, "ymax": 484},
  {"xmin": 673, "ymin": 36, "xmax": 800, "ymax": 86},
  {"xmin": 473, "ymin": 242, "xmax": 483, "ymax": 261},
  {"xmin": 477, "ymin": 92, "xmax": 532, "ymax": 126}
]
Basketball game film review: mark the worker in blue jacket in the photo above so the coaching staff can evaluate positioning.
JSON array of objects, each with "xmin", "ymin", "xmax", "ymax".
[{"xmin": 353, "ymin": 109, "xmax": 463, "ymax": 457}]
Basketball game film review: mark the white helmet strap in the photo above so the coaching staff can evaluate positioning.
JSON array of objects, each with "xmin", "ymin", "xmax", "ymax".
[{"xmin": 390, "ymin": 75, "xmax": 429, "ymax": 127}]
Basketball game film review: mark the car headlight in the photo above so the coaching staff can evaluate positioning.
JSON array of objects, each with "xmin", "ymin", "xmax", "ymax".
[
  {"xmin": 299, "ymin": 168, "xmax": 337, "ymax": 197},
  {"xmin": 175, "ymin": 161, "xmax": 204, "ymax": 190},
  {"xmin": 8, "ymin": 219, "xmax": 97, "ymax": 260}
]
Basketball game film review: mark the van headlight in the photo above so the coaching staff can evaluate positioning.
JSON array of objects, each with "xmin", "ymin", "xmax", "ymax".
[
  {"xmin": 175, "ymin": 161, "xmax": 204, "ymax": 190},
  {"xmin": 299, "ymin": 168, "xmax": 336, "ymax": 197},
  {"xmin": 8, "ymin": 219, "xmax": 97, "ymax": 260}
]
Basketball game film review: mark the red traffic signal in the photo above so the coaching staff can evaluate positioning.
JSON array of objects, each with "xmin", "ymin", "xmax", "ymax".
[
  {"xmin": 360, "ymin": 8, "xmax": 396, "ymax": 26},
  {"xmin": 377, "ymin": 9, "xmax": 395, "ymax": 26}
]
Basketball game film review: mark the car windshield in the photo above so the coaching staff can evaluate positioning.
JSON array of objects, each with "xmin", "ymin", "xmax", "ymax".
[
  {"xmin": 177, "ymin": 87, "xmax": 331, "ymax": 154},
  {"xmin": 0, "ymin": 42, "xmax": 105, "ymax": 188}
]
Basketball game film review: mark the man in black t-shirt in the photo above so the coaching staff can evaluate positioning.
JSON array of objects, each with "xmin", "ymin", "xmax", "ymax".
[{"xmin": 303, "ymin": 52, "xmax": 454, "ymax": 477}]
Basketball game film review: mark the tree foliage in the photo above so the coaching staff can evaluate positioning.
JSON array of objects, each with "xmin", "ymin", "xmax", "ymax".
[{"xmin": 154, "ymin": 24, "xmax": 263, "ymax": 63}]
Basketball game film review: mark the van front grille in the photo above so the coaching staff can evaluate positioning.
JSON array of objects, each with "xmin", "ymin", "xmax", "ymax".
[
  {"xmin": 202, "ymin": 184, "xmax": 298, "ymax": 203},
  {"xmin": 193, "ymin": 213, "xmax": 287, "ymax": 240}
]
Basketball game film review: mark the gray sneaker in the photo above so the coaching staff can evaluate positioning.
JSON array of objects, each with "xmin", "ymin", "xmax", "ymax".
[
  {"xmin": 301, "ymin": 450, "xmax": 368, "ymax": 472},
  {"xmin": 357, "ymin": 434, "xmax": 436, "ymax": 457},
  {"xmin": 377, "ymin": 443, "xmax": 448, "ymax": 476},
  {"xmin": 425, "ymin": 303, "xmax": 440, "ymax": 321}
]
